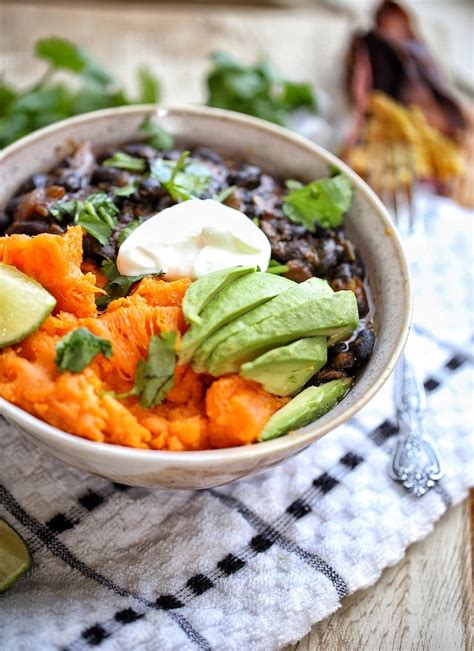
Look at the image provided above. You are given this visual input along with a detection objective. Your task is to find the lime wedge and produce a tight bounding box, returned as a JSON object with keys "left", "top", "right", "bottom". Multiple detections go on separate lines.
{"left": 0, "top": 519, "right": 32, "bottom": 593}
{"left": 0, "top": 262, "right": 56, "bottom": 348}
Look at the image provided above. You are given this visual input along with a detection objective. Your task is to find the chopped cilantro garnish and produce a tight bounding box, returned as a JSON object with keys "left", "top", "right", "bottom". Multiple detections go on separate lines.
{"left": 113, "top": 183, "right": 138, "bottom": 197}
{"left": 282, "top": 173, "right": 353, "bottom": 231}
{"left": 102, "top": 152, "right": 146, "bottom": 172}
{"left": 114, "top": 332, "right": 177, "bottom": 407}
{"left": 267, "top": 260, "right": 289, "bottom": 275}
{"left": 96, "top": 260, "right": 162, "bottom": 309}
{"left": 213, "top": 185, "right": 237, "bottom": 203}
{"left": 140, "top": 116, "right": 175, "bottom": 150}
{"left": 150, "top": 151, "right": 212, "bottom": 202}
{"left": 55, "top": 327, "right": 112, "bottom": 373}
{"left": 50, "top": 192, "right": 119, "bottom": 245}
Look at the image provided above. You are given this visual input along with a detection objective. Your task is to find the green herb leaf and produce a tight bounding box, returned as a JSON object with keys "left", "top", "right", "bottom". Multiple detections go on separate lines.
{"left": 139, "top": 116, "right": 174, "bottom": 150}
{"left": 102, "top": 152, "right": 146, "bottom": 172}
{"left": 136, "top": 67, "right": 160, "bottom": 104}
{"left": 96, "top": 260, "right": 162, "bottom": 309}
{"left": 213, "top": 185, "right": 237, "bottom": 203}
{"left": 206, "top": 51, "right": 317, "bottom": 127}
{"left": 117, "top": 219, "right": 142, "bottom": 246}
{"left": 49, "top": 192, "right": 119, "bottom": 245}
{"left": 49, "top": 199, "right": 78, "bottom": 222}
{"left": 150, "top": 151, "right": 212, "bottom": 202}
{"left": 0, "top": 39, "right": 163, "bottom": 148}
{"left": 55, "top": 327, "right": 112, "bottom": 373}
{"left": 113, "top": 183, "right": 138, "bottom": 197}
{"left": 35, "top": 37, "right": 112, "bottom": 86}
{"left": 75, "top": 193, "right": 119, "bottom": 245}
{"left": 282, "top": 173, "right": 353, "bottom": 231}
{"left": 266, "top": 263, "right": 289, "bottom": 275}
{"left": 116, "top": 332, "right": 177, "bottom": 407}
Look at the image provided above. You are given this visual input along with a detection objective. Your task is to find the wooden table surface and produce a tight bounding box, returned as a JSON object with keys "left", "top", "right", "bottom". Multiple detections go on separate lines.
{"left": 1, "top": 3, "right": 472, "bottom": 649}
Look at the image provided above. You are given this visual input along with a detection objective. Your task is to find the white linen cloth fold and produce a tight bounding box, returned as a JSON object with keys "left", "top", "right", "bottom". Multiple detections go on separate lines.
{"left": 1, "top": 195, "right": 473, "bottom": 651}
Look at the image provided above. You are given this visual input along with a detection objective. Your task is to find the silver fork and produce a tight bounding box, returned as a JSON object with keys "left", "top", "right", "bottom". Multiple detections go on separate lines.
{"left": 368, "top": 143, "right": 443, "bottom": 497}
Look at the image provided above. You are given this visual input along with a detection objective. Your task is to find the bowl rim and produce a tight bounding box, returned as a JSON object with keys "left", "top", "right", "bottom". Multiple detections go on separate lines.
{"left": 0, "top": 104, "right": 412, "bottom": 465}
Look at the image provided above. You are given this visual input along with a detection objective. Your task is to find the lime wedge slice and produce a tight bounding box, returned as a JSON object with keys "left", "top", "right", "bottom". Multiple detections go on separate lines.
{"left": 0, "top": 519, "right": 32, "bottom": 593}
{"left": 0, "top": 262, "right": 56, "bottom": 348}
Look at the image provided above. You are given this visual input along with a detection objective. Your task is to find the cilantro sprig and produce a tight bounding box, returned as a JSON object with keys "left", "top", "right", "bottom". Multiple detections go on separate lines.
{"left": 150, "top": 151, "right": 212, "bottom": 202}
{"left": 282, "top": 172, "right": 354, "bottom": 231}
{"left": 55, "top": 328, "right": 112, "bottom": 373}
{"left": 206, "top": 51, "right": 317, "bottom": 127}
{"left": 114, "top": 332, "right": 177, "bottom": 407}
{"left": 96, "top": 260, "right": 163, "bottom": 309}
{"left": 50, "top": 192, "right": 119, "bottom": 245}
{"left": 103, "top": 152, "right": 146, "bottom": 172}
{"left": 140, "top": 116, "right": 175, "bottom": 150}
{"left": 0, "top": 37, "right": 160, "bottom": 148}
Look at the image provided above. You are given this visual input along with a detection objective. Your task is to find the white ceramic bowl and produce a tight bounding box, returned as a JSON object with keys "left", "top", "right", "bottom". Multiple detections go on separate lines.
{"left": 0, "top": 105, "right": 411, "bottom": 489}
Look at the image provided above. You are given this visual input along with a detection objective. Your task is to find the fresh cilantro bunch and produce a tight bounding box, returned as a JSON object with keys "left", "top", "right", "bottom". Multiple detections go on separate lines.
{"left": 206, "top": 51, "right": 317, "bottom": 126}
{"left": 282, "top": 171, "right": 354, "bottom": 231}
{"left": 0, "top": 37, "right": 160, "bottom": 148}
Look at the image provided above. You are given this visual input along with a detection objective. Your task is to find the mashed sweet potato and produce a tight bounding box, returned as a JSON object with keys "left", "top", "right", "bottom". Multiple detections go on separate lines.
{"left": 0, "top": 227, "right": 286, "bottom": 450}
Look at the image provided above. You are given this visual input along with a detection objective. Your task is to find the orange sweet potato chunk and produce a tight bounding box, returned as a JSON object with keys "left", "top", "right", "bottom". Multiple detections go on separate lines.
{"left": 206, "top": 375, "right": 288, "bottom": 447}
{"left": 0, "top": 226, "right": 99, "bottom": 317}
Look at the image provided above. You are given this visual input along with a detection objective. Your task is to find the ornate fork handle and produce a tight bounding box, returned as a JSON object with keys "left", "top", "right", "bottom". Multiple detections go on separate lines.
{"left": 390, "top": 351, "right": 443, "bottom": 496}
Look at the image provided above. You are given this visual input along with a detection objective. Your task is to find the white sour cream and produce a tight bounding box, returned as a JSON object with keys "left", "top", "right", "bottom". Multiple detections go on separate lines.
{"left": 117, "top": 199, "right": 271, "bottom": 280}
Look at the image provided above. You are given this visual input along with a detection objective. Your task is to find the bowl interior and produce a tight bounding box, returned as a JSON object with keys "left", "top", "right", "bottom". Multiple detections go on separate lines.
{"left": 0, "top": 105, "right": 411, "bottom": 466}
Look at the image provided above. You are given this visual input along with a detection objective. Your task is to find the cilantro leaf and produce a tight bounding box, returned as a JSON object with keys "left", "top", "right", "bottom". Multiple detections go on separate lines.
{"left": 55, "top": 327, "right": 112, "bottom": 373}
{"left": 102, "top": 152, "right": 146, "bottom": 172}
{"left": 213, "top": 185, "right": 237, "bottom": 203}
{"left": 136, "top": 67, "right": 160, "bottom": 104}
{"left": 206, "top": 51, "right": 317, "bottom": 127}
{"left": 50, "top": 192, "right": 119, "bottom": 245}
{"left": 138, "top": 332, "right": 177, "bottom": 407}
{"left": 35, "top": 37, "right": 112, "bottom": 86}
{"left": 113, "top": 183, "right": 138, "bottom": 197}
{"left": 75, "top": 193, "right": 119, "bottom": 245}
{"left": 282, "top": 173, "right": 354, "bottom": 231}
{"left": 115, "top": 332, "right": 177, "bottom": 407}
{"left": 96, "top": 260, "right": 162, "bottom": 309}
{"left": 140, "top": 116, "right": 174, "bottom": 150}
{"left": 150, "top": 151, "right": 212, "bottom": 202}
{"left": 267, "top": 260, "right": 289, "bottom": 275}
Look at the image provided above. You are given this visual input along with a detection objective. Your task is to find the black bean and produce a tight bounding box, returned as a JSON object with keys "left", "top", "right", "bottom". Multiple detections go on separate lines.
{"left": 124, "top": 143, "right": 156, "bottom": 158}
{"left": 330, "top": 351, "right": 355, "bottom": 370}
{"left": 351, "top": 329, "right": 375, "bottom": 362}
{"left": 192, "top": 146, "right": 222, "bottom": 164}
{"left": 138, "top": 178, "right": 165, "bottom": 199}
{"left": 6, "top": 220, "right": 63, "bottom": 236}
{"left": 91, "top": 166, "right": 128, "bottom": 185}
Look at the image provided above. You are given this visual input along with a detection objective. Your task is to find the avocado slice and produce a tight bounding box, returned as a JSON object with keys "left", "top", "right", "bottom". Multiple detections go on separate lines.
{"left": 206, "top": 289, "right": 358, "bottom": 376}
{"left": 259, "top": 378, "right": 353, "bottom": 441}
{"left": 180, "top": 271, "right": 294, "bottom": 364}
{"left": 182, "top": 265, "right": 256, "bottom": 325}
{"left": 192, "top": 277, "right": 332, "bottom": 372}
{"left": 240, "top": 336, "right": 327, "bottom": 396}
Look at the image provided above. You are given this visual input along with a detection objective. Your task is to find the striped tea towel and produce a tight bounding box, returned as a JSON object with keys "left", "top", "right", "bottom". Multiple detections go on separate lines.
{"left": 0, "top": 195, "right": 473, "bottom": 651}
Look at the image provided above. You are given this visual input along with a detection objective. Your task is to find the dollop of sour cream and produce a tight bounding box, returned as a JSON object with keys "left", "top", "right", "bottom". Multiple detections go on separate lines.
{"left": 117, "top": 199, "right": 271, "bottom": 280}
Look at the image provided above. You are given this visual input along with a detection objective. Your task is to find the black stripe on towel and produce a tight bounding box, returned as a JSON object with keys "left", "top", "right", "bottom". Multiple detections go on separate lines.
{"left": 0, "top": 484, "right": 211, "bottom": 651}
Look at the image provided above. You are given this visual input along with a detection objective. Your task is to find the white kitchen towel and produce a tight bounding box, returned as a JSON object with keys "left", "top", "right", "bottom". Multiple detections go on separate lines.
{"left": 0, "top": 196, "right": 473, "bottom": 651}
